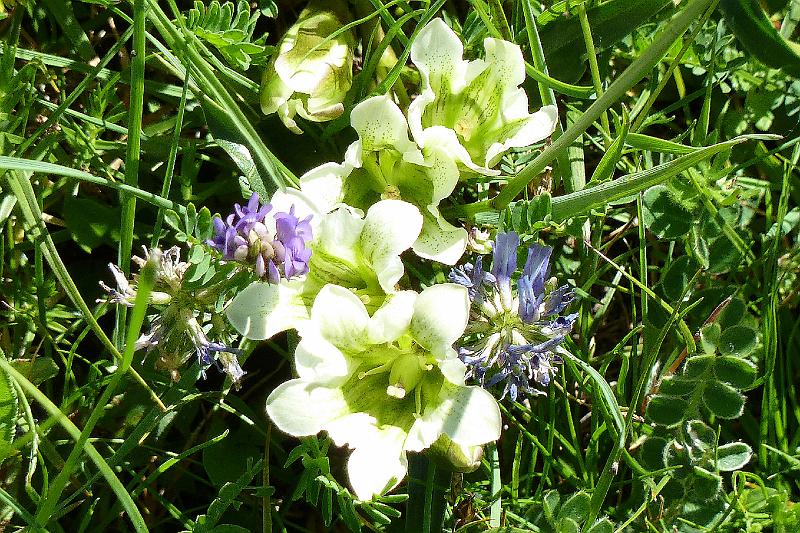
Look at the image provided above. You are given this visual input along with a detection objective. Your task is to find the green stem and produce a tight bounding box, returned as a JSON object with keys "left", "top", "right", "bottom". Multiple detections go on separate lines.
{"left": 116, "top": 0, "right": 147, "bottom": 346}
{"left": 151, "top": 57, "right": 191, "bottom": 248}
{"left": 493, "top": 0, "right": 715, "bottom": 210}
{"left": 489, "top": 443, "right": 501, "bottom": 527}
{"left": 4, "top": 169, "right": 166, "bottom": 411}
{"left": 0, "top": 156, "right": 181, "bottom": 212}
{"left": 0, "top": 352, "right": 148, "bottom": 533}
{"left": 522, "top": 1, "right": 579, "bottom": 193}
{"left": 576, "top": 2, "right": 610, "bottom": 146}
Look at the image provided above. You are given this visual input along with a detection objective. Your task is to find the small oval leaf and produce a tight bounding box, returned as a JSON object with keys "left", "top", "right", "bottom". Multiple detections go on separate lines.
{"left": 702, "top": 381, "right": 745, "bottom": 419}
{"left": 647, "top": 395, "right": 689, "bottom": 426}
{"left": 716, "top": 442, "right": 753, "bottom": 471}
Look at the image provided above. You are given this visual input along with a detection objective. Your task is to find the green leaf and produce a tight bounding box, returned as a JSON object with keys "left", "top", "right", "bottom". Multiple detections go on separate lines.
{"left": 556, "top": 491, "right": 590, "bottom": 523}
{"left": 186, "top": 250, "right": 212, "bottom": 284}
{"left": 0, "top": 366, "right": 18, "bottom": 449}
{"left": 640, "top": 436, "right": 669, "bottom": 470}
{"left": 684, "top": 355, "right": 715, "bottom": 379}
{"left": 164, "top": 209, "right": 182, "bottom": 231}
{"left": 196, "top": 206, "right": 214, "bottom": 241}
{"left": 707, "top": 234, "right": 742, "bottom": 274}
{"left": 642, "top": 185, "right": 693, "bottom": 239}
{"left": 10, "top": 357, "right": 59, "bottom": 386}
{"left": 716, "top": 442, "right": 753, "bottom": 471}
{"left": 321, "top": 486, "right": 333, "bottom": 527}
{"left": 62, "top": 197, "right": 121, "bottom": 252}
{"left": 719, "top": 325, "right": 758, "bottom": 358}
{"left": 548, "top": 135, "right": 773, "bottom": 222}
{"left": 662, "top": 256, "right": 699, "bottom": 301}
{"left": 702, "top": 381, "right": 745, "bottom": 419}
{"left": 202, "top": 423, "right": 260, "bottom": 488}
{"left": 700, "top": 323, "right": 722, "bottom": 354}
{"left": 658, "top": 376, "right": 697, "bottom": 397}
{"left": 588, "top": 112, "right": 628, "bottom": 186}
{"left": 185, "top": 202, "right": 198, "bottom": 236}
{"left": 691, "top": 466, "right": 723, "bottom": 499}
{"left": 555, "top": 516, "right": 581, "bottom": 533}
{"left": 336, "top": 490, "right": 361, "bottom": 532}
{"left": 714, "top": 356, "right": 757, "bottom": 388}
{"left": 720, "top": 0, "right": 800, "bottom": 77}
{"left": 202, "top": 97, "right": 273, "bottom": 200}
{"left": 586, "top": 519, "right": 614, "bottom": 533}
{"left": 717, "top": 298, "right": 746, "bottom": 330}
{"left": 685, "top": 420, "right": 715, "bottom": 452}
{"left": 625, "top": 133, "right": 697, "bottom": 154}
{"left": 543, "top": 490, "right": 560, "bottom": 521}
{"left": 646, "top": 395, "right": 689, "bottom": 426}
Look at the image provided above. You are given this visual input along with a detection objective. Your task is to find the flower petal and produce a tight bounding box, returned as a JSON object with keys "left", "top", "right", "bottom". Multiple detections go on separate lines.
{"left": 360, "top": 200, "right": 423, "bottom": 292}
{"left": 311, "top": 284, "right": 370, "bottom": 352}
{"left": 410, "top": 283, "right": 470, "bottom": 353}
{"left": 410, "top": 18, "right": 466, "bottom": 100}
{"left": 412, "top": 207, "right": 468, "bottom": 266}
{"left": 266, "top": 379, "right": 348, "bottom": 437}
{"left": 410, "top": 383, "right": 500, "bottom": 451}
{"left": 350, "top": 95, "right": 417, "bottom": 155}
{"left": 299, "top": 161, "right": 349, "bottom": 213}
{"left": 346, "top": 425, "right": 408, "bottom": 500}
{"left": 485, "top": 103, "right": 558, "bottom": 167}
{"left": 295, "top": 331, "right": 353, "bottom": 385}
{"left": 368, "top": 290, "right": 417, "bottom": 344}
{"left": 225, "top": 280, "right": 309, "bottom": 340}
{"left": 324, "top": 412, "right": 380, "bottom": 448}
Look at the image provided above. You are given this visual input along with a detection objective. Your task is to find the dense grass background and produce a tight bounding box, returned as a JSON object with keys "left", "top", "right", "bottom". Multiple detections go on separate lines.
{"left": 1, "top": 0, "right": 799, "bottom": 531}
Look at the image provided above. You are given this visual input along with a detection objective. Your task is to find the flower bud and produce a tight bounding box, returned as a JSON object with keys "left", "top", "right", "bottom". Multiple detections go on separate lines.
{"left": 261, "top": 0, "right": 355, "bottom": 133}
{"left": 426, "top": 434, "right": 484, "bottom": 473}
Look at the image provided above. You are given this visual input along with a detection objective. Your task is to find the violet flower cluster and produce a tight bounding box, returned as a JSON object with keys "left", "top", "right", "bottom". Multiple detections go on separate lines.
{"left": 207, "top": 193, "right": 312, "bottom": 283}
{"left": 99, "top": 246, "right": 246, "bottom": 387}
{"left": 450, "top": 231, "right": 577, "bottom": 401}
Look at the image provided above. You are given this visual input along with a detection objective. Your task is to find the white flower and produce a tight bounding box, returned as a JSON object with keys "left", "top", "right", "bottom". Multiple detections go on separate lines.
{"left": 260, "top": 0, "right": 355, "bottom": 133}
{"left": 298, "top": 95, "right": 468, "bottom": 265}
{"left": 225, "top": 200, "right": 423, "bottom": 340}
{"left": 408, "top": 19, "right": 558, "bottom": 175}
{"left": 265, "top": 283, "right": 501, "bottom": 500}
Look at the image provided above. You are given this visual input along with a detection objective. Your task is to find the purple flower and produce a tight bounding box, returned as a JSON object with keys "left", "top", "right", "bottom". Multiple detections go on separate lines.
{"left": 448, "top": 255, "right": 495, "bottom": 302}
{"left": 207, "top": 193, "right": 313, "bottom": 282}
{"left": 449, "top": 232, "right": 577, "bottom": 400}
{"left": 491, "top": 231, "right": 519, "bottom": 295}
{"left": 196, "top": 341, "right": 246, "bottom": 387}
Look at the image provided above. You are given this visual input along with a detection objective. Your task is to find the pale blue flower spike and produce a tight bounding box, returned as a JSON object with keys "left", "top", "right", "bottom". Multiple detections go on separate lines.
{"left": 450, "top": 232, "right": 577, "bottom": 400}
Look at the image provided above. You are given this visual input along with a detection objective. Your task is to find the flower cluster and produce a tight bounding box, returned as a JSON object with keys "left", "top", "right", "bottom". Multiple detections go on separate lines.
{"left": 99, "top": 246, "right": 245, "bottom": 387}
{"left": 207, "top": 193, "right": 313, "bottom": 283}
{"left": 222, "top": 17, "right": 563, "bottom": 499}
{"left": 101, "top": 17, "right": 566, "bottom": 502}
{"left": 450, "top": 232, "right": 577, "bottom": 401}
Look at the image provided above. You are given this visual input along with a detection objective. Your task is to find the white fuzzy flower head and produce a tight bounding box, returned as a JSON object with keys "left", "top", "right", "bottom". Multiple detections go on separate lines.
{"left": 408, "top": 19, "right": 558, "bottom": 175}
{"left": 265, "top": 283, "right": 501, "bottom": 500}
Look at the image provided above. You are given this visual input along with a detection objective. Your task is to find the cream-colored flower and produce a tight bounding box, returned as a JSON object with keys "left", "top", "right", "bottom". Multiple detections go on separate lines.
{"left": 225, "top": 200, "right": 423, "bottom": 340}
{"left": 408, "top": 19, "right": 558, "bottom": 175}
{"left": 298, "top": 95, "right": 468, "bottom": 265}
{"left": 261, "top": 0, "right": 355, "bottom": 133}
{"left": 265, "top": 283, "right": 501, "bottom": 500}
